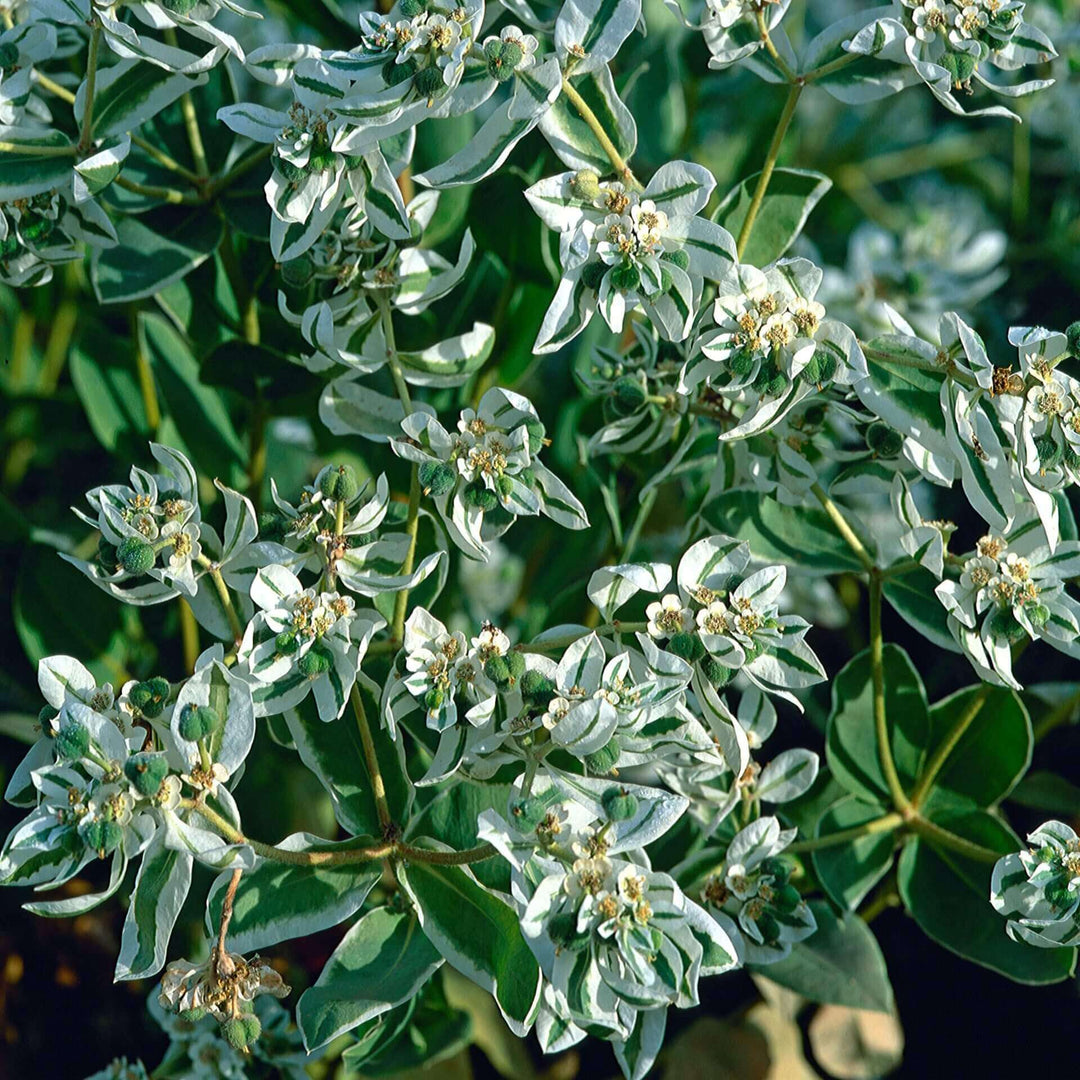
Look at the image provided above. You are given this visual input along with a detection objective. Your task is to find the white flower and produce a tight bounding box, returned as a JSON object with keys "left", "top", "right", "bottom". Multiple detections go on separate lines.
{"left": 911, "top": 0, "right": 958, "bottom": 43}
{"left": 646, "top": 593, "right": 693, "bottom": 638}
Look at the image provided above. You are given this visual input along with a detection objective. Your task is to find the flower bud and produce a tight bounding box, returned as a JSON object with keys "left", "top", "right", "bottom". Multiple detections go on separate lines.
{"left": 667, "top": 631, "right": 705, "bottom": 663}
{"left": 518, "top": 466, "right": 536, "bottom": 489}
{"left": 802, "top": 348, "right": 838, "bottom": 387}
{"left": 424, "top": 686, "right": 446, "bottom": 713}
{"left": 569, "top": 169, "right": 601, "bottom": 201}
{"left": 221, "top": 1013, "right": 261, "bottom": 1051}
{"left": 755, "top": 910, "right": 780, "bottom": 944}
{"left": 299, "top": 648, "right": 333, "bottom": 678}
{"left": 21, "top": 215, "right": 55, "bottom": 245}
{"left": 520, "top": 669, "right": 555, "bottom": 705}
{"left": 418, "top": 460, "right": 456, "bottom": 496}
{"left": 1027, "top": 603, "right": 1050, "bottom": 630}
{"left": 124, "top": 752, "right": 170, "bottom": 798}
{"left": 703, "top": 658, "right": 734, "bottom": 688}
{"left": 760, "top": 856, "right": 791, "bottom": 883}
{"left": 117, "top": 536, "right": 156, "bottom": 575}
{"left": 728, "top": 350, "right": 755, "bottom": 377}
{"left": 179, "top": 1007, "right": 207, "bottom": 1023}
{"left": 611, "top": 375, "right": 646, "bottom": 416}
{"left": 319, "top": 464, "right": 359, "bottom": 503}
{"left": 865, "top": 421, "right": 903, "bottom": 458}
{"left": 413, "top": 65, "right": 446, "bottom": 100}
{"left": 501, "top": 41, "right": 524, "bottom": 71}
{"left": 1034, "top": 435, "right": 1063, "bottom": 471}
{"left": 602, "top": 785, "right": 638, "bottom": 821}
{"left": 484, "top": 655, "right": 511, "bottom": 687}
{"left": 306, "top": 144, "right": 336, "bottom": 174}
{"left": 988, "top": 607, "right": 1026, "bottom": 644}
{"left": 1066, "top": 321, "right": 1080, "bottom": 359}
{"left": 385, "top": 55, "right": 419, "bottom": 86}
{"left": 280, "top": 255, "right": 314, "bottom": 288}
{"left": 463, "top": 481, "right": 498, "bottom": 512}
{"left": 495, "top": 475, "right": 515, "bottom": 500}
{"left": 584, "top": 736, "right": 620, "bottom": 775}
{"left": 178, "top": 704, "right": 221, "bottom": 741}
{"left": 55, "top": 721, "right": 90, "bottom": 760}
{"left": 38, "top": 705, "right": 57, "bottom": 726}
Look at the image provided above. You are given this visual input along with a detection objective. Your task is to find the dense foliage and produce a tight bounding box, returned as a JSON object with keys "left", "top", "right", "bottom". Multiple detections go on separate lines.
{"left": 1, "top": 0, "right": 1079, "bottom": 1077}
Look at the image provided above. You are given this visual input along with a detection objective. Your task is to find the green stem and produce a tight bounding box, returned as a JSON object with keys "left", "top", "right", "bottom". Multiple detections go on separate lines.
{"left": 1033, "top": 687, "right": 1080, "bottom": 742}
{"left": 810, "top": 482, "right": 875, "bottom": 573}
{"left": 736, "top": 82, "right": 803, "bottom": 260}
{"left": 351, "top": 684, "right": 392, "bottom": 833}
{"left": 756, "top": 8, "right": 797, "bottom": 82}
{"left": 909, "top": 684, "right": 990, "bottom": 807}
{"left": 859, "top": 341, "right": 979, "bottom": 390}
{"left": 33, "top": 71, "right": 76, "bottom": 104}
{"left": 621, "top": 488, "right": 657, "bottom": 563}
{"left": 560, "top": 76, "right": 642, "bottom": 191}
{"left": 870, "top": 574, "right": 911, "bottom": 813}
{"left": 196, "top": 555, "right": 243, "bottom": 643}
{"left": 132, "top": 311, "right": 161, "bottom": 435}
{"left": 789, "top": 812, "right": 904, "bottom": 854}
{"left": 801, "top": 48, "right": 863, "bottom": 84}
{"left": 165, "top": 27, "right": 210, "bottom": 179}
{"left": 130, "top": 134, "right": 204, "bottom": 184}
{"left": 206, "top": 145, "right": 274, "bottom": 199}
{"left": 908, "top": 814, "right": 1002, "bottom": 864}
{"left": 113, "top": 175, "right": 202, "bottom": 205}
{"left": 0, "top": 140, "right": 76, "bottom": 156}
{"left": 179, "top": 598, "right": 199, "bottom": 674}
{"left": 77, "top": 23, "right": 103, "bottom": 154}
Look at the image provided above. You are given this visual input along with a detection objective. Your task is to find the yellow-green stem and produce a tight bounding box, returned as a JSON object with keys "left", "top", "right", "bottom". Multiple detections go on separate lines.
{"left": 77, "top": 23, "right": 103, "bottom": 154}
{"left": 0, "top": 140, "right": 76, "bottom": 156}
{"left": 179, "top": 599, "right": 199, "bottom": 674}
{"left": 736, "top": 82, "right": 803, "bottom": 260}
{"left": 32, "top": 71, "right": 76, "bottom": 104}
{"left": 908, "top": 814, "right": 1001, "bottom": 864}
{"left": 810, "top": 482, "right": 875, "bottom": 573}
{"left": 351, "top": 685, "right": 392, "bottom": 833}
{"left": 197, "top": 555, "right": 243, "bottom": 643}
{"left": 113, "top": 175, "right": 202, "bottom": 205}
{"left": 756, "top": 8, "right": 796, "bottom": 82}
{"left": 133, "top": 312, "right": 161, "bottom": 434}
{"left": 560, "top": 76, "right": 643, "bottom": 191}
{"left": 909, "top": 684, "right": 990, "bottom": 807}
{"left": 130, "top": 134, "right": 203, "bottom": 184}
{"left": 789, "top": 811, "right": 904, "bottom": 854}
{"left": 870, "top": 574, "right": 911, "bottom": 813}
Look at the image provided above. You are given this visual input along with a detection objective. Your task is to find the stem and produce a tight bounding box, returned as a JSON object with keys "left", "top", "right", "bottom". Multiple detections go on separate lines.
{"left": 810, "top": 482, "right": 875, "bottom": 573}
{"left": 39, "top": 290, "right": 78, "bottom": 393}
{"left": 165, "top": 28, "right": 210, "bottom": 179}
{"left": 33, "top": 71, "right": 76, "bottom": 104}
{"left": 215, "top": 868, "right": 242, "bottom": 956}
{"left": 1033, "top": 686, "right": 1080, "bottom": 742}
{"left": 196, "top": 555, "right": 244, "bottom": 643}
{"left": 378, "top": 294, "right": 412, "bottom": 414}
{"left": 908, "top": 814, "right": 1002, "bottom": 864}
{"left": 351, "top": 685, "right": 391, "bottom": 833}
{"left": 0, "top": 140, "right": 76, "bottom": 156}
{"left": 396, "top": 843, "right": 497, "bottom": 865}
{"left": 756, "top": 9, "right": 797, "bottom": 82}
{"left": 78, "top": 23, "right": 103, "bottom": 154}
{"left": 179, "top": 598, "right": 200, "bottom": 674}
{"left": 789, "top": 812, "right": 903, "bottom": 854}
{"left": 133, "top": 312, "right": 161, "bottom": 434}
{"left": 206, "top": 145, "right": 273, "bottom": 199}
{"left": 621, "top": 488, "right": 657, "bottom": 563}
{"left": 560, "top": 76, "right": 642, "bottom": 191}
{"left": 130, "top": 134, "right": 204, "bottom": 184}
{"left": 113, "top": 175, "right": 202, "bottom": 205}
{"left": 909, "top": 684, "right": 990, "bottom": 807}
{"left": 860, "top": 341, "right": 979, "bottom": 390}
{"left": 870, "top": 574, "right": 911, "bottom": 813}
{"left": 736, "top": 82, "right": 803, "bottom": 260}
{"left": 801, "top": 48, "right": 863, "bottom": 84}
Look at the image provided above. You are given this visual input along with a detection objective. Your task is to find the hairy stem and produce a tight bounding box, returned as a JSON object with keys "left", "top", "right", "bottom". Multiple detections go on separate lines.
{"left": 736, "top": 82, "right": 803, "bottom": 260}
{"left": 561, "top": 76, "right": 643, "bottom": 191}
{"left": 909, "top": 684, "right": 990, "bottom": 807}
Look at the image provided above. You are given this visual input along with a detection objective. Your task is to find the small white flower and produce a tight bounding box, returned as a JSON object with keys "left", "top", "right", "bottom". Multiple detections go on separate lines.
{"left": 646, "top": 594, "right": 694, "bottom": 638}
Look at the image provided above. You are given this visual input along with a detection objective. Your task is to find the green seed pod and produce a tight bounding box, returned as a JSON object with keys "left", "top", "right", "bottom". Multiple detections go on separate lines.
{"left": 802, "top": 403, "right": 826, "bottom": 428}
{"left": 602, "top": 785, "right": 639, "bottom": 821}
{"left": 581, "top": 261, "right": 607, "bottom": 291}
{"left": 500, "top": 41, "right": 524, "bottom": 71}
{"left": 610, "top": 263, "right": 640, "bottom": 293}
{"left": 939, "top": 49, "right": 977, "bottom": 88}
{"left": 667, "top": 631, "right": 705, "bottom": 663}
{"left": 518, "top": 466, "right": 536, "bottom": 489}
{"left": 38, "top": 705, "right": 57, "bottom": 726}
{"left": 128, "top": 682, "right": 154, "bottom": 709}
{"left": 117, "top": 536, "right": 156, "bottom": 575}
{"left": 484, "top": 655, "right": 511, "bottom": 687}
{"left": 506, "top": 651, "right": 526, "bottom": 681}
{"left": 611, "top": 375, "right": 646, "bottom": 416}
{"left": 865, "top": 421, "right": 903, "bottom": 458}
{"left": 413, "top": 65, "right": 446, "bottom": 100}
{"left": 280, "top": 255, "right": 314, "bottom": 288}
{"left": 988, "top": 607, "right": 1026, "bottom": 644}
{"left": 84, "top": 819, "right": 125, "bottom": 858}
{"left": 664, "top": 249, "right": 690, "bottom": 272}
{"left": 495, "top": 475, "right": 515, "bottom": 499}
{"left": 484, "top": 39, "right": 504, "bottom": 61}
{"left": 221, "top": 1016, "right": 253, "bottom": 1051}
{"left": 306, "top": 144, "right": 337, "bottom": 174}
{"left": 275, "top": 158, "right": 306, "bottom": 184}
{"left": 55, "top": 721, "right": 90, "bottom": 760}
{"left": 509, "top": 795, "right": 546, "bottom": 829}
{"left": 179, "top": 1007, "right": 207, "bottom": 1023}
{"left": 760, "top": 856, "right": 791, "bottom": 884}
{"left": 299, "top": 648, "right": 333, "bottom": 678}
{"left": 584, "top": 736, "right": 620, "bottom": 775}
{"left": 142, "top": 676, "right": 171, "bottom": 719}
{"left": 728, "top": 349, "right": 756, "bottom": 377}
{"left": 418, "top": 460, "right": 457, "bottom": 496}
{"left": 772, "top": 883, "right": 802, "bottom": 914}
{"left": 276, "top": 631, "right": 300, "bottom": 656}
{"left": 319, "top": 464, "right": 359, "bottom": 503}
{"left": 487, "top": 46, "right": 516, "bottom": 83}
{"left": 1035, "top": 434, "right": 1063, "bottom": 471}
{"left": 424, "top": 686, "right": 446, "bottom": 712}
{"left": 178, "top": 704, "right": 221, "bottom": 741}
{"left": 520, "top": 669, "right": 555, "bottom": 705}
{"left": 547, "top": 911, "right": 587, "bottom": 950}
{"left": 95, "top": 538, "right": 118, "bottom": 572}
{"left": 1027, "top": 603, "right": 1051, "bottom": 630}
{"left": 0, "top": 42, "right": 20, "bottom": 69}
{"left": 525, "top": 420, "right": 546, "bottom": 455}
{"left": 1065, "top": 443, "right": 1080, "bottom": 471}
{"left": 802, "top": 348, "right": 838, "bottom": 387}
{"left": 463, "top": 481, "right": 498, "bottom": 512}
{"left": 703, "top": 658, "right": 734, "bottom": 688}
{"left": 59, "top": 826, "right": 85, "bottom": 857}
{"left": 399, "top": 0, "right": 427, "bottom": 16}
{"left": 124, "top": 753, "right": 170, "bottom": 798}
{"left": 242, "top": 1014, "right": 262, "bottom": 1045}
{"left": 569, "top": 169, "right": 601, "bottom": 201}
{"left": 1066, "top": 321, "right": 1080, "bottom": 359}
{"left": 385, "top": 55, "right": 419, "bottom": 86}
{"left": 756, "top": 910, "right": 780, "bottom": 944}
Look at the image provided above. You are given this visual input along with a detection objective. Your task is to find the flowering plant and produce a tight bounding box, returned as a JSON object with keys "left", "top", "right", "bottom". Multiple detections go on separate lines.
{"left": 1, "top": 0, "right": 1078, "bottom": 1076}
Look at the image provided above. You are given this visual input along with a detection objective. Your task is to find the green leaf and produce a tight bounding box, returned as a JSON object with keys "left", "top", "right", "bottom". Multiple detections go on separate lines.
{"left": 284, "top": 694, "right": 413, "bottom": 838}
{"left": 812, "top": 795, "right": 896, "bottom": 911}
{"left": 397, "top": 857, "right": 541, "bottom": 1035}
{"left": 204, "top": 833, "right": 382, "bottom": 954}
{"left": 827, "top": 644, "right": 929, "bottom": 804}
{"left": 713, "top": 167, "right": 832, "bottom": 267}
{"left": 884, "top": 569, "right": 962, "bottom": 653}
{"left": 0, "top": 131, "right": 74, "bottom": 200}
{"left": 85, "top": 59, "right": 208, "bottom": 141}
{"left": 199, "top": 341, "right": 312, "bottom": 401}
{"left": 1009, "top": 770, "right": 1080, "bottom": 816}
{"left": 297, "top": 907, "right": 442, "bottom": 1052}
{"left": 897, "top": 805, "right": 1077, "bottom": 985}
{"left": 922, "top": 686, "right": 1031, "bottom": 807}
{"left": 755, "top": 899, "right": 894, "bottom": 1013}
{"left": 702, "top": 490, "right": 870, "bottom": 574}
{"left": 539, "top": 65, "right": 636, "bottom": 173}
{"left": 91, "top": 213, "right": 223, "bottom": 305}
